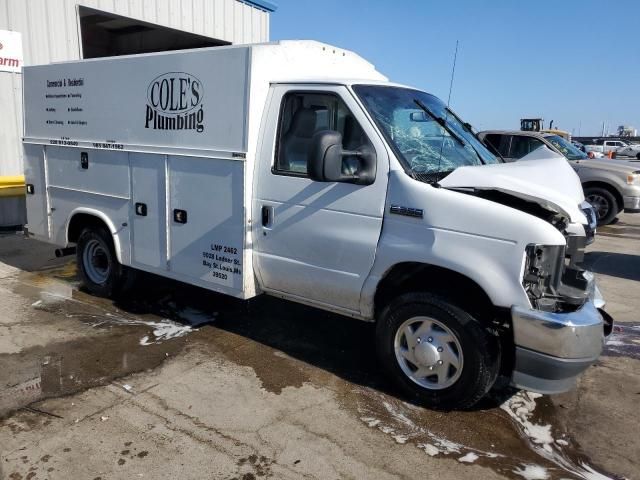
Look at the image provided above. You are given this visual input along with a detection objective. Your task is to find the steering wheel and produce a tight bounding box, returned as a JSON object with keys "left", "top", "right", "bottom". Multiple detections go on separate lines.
{"left": 441, "top": 137, "right": 456, "bottom": 149}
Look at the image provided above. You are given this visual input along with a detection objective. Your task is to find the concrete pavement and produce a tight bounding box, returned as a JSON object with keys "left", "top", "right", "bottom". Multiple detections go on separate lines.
{"left": 0, "top": 213, "right": 638, "bottom": 480}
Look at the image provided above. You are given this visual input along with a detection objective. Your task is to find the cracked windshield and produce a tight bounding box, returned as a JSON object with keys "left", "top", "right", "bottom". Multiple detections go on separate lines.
{"left": 353, "top": 85, "right": 501, "bottom": 182}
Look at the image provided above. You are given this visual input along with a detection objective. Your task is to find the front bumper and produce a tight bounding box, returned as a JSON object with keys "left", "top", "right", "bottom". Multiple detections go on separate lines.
{"left": 510, "top": 283, "right": 613, "bottom": 394}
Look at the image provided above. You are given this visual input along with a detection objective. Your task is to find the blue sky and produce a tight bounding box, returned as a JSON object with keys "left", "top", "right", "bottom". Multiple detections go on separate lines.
{"left": 271, "top": 0, "right": 640, "bottom": 136}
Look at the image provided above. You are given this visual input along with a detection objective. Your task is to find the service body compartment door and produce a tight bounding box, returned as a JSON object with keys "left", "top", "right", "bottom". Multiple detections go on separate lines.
{"left": 253, "top": 85, "right": 389, "bottom": 312}
{"left": 130, "top": 153, "right": 167, "bottom": 270}
{"left": 168, "top": 156, "right": 245, "bottom": 294}
{"left": 23, "top": 144, "right": 49, "bottom": 239}
{"left": 45, "top": 147, "right": 131, "bottom": 254}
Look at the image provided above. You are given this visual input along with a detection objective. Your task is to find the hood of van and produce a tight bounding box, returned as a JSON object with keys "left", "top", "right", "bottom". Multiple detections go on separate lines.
{"left": 439, "top": 147, "right": 587, "bottom": 224}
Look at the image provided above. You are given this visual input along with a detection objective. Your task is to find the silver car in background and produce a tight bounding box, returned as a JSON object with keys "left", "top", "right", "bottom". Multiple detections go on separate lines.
{"left": 479, "top": 130, "right": 640, "bottom": 225}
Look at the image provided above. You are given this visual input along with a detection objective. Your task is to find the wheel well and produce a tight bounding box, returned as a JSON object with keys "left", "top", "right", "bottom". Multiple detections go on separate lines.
{"left": 67, "top": 213, "right": 110, "bottom": 244}
{"left": 374, "top": 262, "right": 515, "bottom": 377}
{"left": 582, "top": 181, "right": 623, "bottom": 212}
{"left": 374, "top": 262, "right": 496, "bottom": 322}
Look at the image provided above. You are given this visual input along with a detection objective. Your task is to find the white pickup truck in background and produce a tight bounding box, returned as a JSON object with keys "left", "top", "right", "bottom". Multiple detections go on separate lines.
{"left": 22, "top": 41, "right": 612, "bottom": 409}
{"left": 616, "top": 142, "right": 640, "bottom": 159}
{"left": 584, "top": 139, "right": 629, "bottom": 156}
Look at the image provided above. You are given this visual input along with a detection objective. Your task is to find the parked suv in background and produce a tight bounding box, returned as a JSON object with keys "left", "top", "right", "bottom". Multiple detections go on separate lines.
{"left": 479, "top": 130, "right": 640, "bottom": 225}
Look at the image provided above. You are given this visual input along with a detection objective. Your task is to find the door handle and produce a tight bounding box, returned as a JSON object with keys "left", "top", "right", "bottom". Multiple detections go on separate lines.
{"left": 135, "top": 203, "right": 147, "bottom": 216}
{"left": 173, "top": 209, "right": 187, "bottom": 224}
{"left": 261, "top": 205, "right": 272, "bottom": 227}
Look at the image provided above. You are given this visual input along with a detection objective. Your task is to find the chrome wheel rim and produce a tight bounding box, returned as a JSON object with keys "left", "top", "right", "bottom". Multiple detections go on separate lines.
{"left": 586, "top": 194, "right": 610, "bottom": 220}
{"left": 82, "top": 239, "right": 110, "bottom": 285}
{"left": 394, "top": 316, "right": 463, "bottom": 390}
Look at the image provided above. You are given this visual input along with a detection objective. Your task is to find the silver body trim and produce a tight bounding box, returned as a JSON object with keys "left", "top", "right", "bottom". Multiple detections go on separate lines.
{"left": 623, "top": 195, "right": 640, "bottom": 211}
{"left": 511, "top": 275, "right": 606, "bottom": 359}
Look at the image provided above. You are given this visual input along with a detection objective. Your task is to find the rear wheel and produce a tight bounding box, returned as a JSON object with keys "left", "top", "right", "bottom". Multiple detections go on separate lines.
{"left": 376, "top": 292, "right": 500, "bottom": 410}
{"left": 636, "top": 152, "right": 640, "bottom": 160}
{"left": 76, "top": 226, "right": 135, "bottom": 297}
{"left": 584, "top": 186, "right": 618, "bottom": 226}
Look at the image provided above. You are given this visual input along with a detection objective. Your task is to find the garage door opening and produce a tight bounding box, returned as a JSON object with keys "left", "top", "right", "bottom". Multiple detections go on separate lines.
{"left": 78, "top": 6, "right": 229, "bottom": 59}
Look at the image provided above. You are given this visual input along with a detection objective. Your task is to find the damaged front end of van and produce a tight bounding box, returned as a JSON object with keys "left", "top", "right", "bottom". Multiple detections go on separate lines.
{"left": 355, "top": 84, "right": 613, "bottom": 396}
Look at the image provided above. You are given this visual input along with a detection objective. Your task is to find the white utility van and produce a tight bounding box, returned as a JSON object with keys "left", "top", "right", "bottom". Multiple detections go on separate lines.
{"left": 22, "top": 41, "right": 612, "bottom": 409}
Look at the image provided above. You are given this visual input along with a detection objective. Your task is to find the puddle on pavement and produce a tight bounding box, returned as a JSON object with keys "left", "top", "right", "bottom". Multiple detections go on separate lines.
{"left": 604, "top": 323, "right": 640, "bottom": 360}
{"left": 0, "top": 330, "right": 186, "bottom": 419}
{"left": 0, "top": 266, "right": 217, "bottom": 418}
{"left": 0, "top": 260, "right": 630, "bottom": 479}
{"left": 347, "top": 387, "right": 621, "bottom": 480}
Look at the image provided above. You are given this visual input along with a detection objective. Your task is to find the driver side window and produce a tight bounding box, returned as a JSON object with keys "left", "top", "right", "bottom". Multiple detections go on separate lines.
{"left": 509, "top": 135, "right": 544, "bottom": 159}
{"left": 273, "top": 92, "right": 371, "bottom": 177}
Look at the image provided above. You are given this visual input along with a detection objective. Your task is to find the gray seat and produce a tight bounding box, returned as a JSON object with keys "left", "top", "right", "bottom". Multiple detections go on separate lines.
{"left": 280, "top": 108, "right": 317, "bottom": 173}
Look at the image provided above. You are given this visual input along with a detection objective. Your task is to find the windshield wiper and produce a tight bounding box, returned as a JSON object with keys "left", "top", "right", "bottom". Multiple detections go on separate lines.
{"left": 443, "top": 106, "right": 505, "bottom": 163}
{"left": 414, "top": 99, "right": 466, "bottom": 147}
{"left": 445, "top": 107, "right": 474, "bottom": 133}
{"left": 415, "top": 99, "right": 489, "bottom": 165}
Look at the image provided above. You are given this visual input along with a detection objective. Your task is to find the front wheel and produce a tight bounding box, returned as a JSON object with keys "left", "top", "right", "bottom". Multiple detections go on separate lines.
{"left": 636, "top": 152, "right": 640, "bottom": 160}
{"left": 76, "top": 226, "right": 135, "bottom": 297}
{"left": 584, "top": 187, "right": 618, "bottom": 226}
{"left": 376, "top": 293, "right": 500, "bottom": 410}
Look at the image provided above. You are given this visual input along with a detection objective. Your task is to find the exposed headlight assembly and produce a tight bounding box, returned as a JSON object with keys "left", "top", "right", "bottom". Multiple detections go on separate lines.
{"left": 522, "top": 244, "right": 565, "bottom": 311}
{"left": 627, "top": 171, "right": 640, "bottom": 185}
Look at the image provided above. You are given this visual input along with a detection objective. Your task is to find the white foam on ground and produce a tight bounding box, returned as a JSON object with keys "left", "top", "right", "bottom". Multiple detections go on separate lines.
{"left": 360, "top": 416, "right": 380, "bottom": 428}
{"left": 358, "top": 392, "right": 499, "bottom": 461}
{"left": 139, "top": 320, "right": 193, "bottom": 345}
{"left": 513, "top": 464, "right": 549, "bottom": 480}
{"left": 458, "top": 452, "right": 479, "bottom": 463}
{"left": 360, "top": 389, "right": 615, "bottom": 479}
{"left": 85, "top": 312, "right": 193, "bottom": 345}
{"left": 502, "top": 391, "right": 615, "bottom": 480}
{"left": 578, "top": 462, "right": 615, "bottom": 480}
{"left": 33, "top": 287, "right": 74, "bottom": 305}
{"left": 501, "top": 391, "right": 553, "bottom": 452}
{"left": 417, "top": 443, "right": 440, "bottom": 456}
{"left": 392, "top": 434, "right": 409, "bottom": 444}
{"left": 26, "top": 284, "right": 199, "bottom": 345}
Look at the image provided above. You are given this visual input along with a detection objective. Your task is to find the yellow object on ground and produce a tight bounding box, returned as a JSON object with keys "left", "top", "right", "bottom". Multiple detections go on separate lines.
{"left": 0, "top": 175, "right": 26, "bottom": 198}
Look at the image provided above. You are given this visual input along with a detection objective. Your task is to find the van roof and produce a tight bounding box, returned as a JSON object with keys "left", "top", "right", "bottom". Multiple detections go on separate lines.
{"left": 43, "top": 40, "right": 389, "bottom": 84}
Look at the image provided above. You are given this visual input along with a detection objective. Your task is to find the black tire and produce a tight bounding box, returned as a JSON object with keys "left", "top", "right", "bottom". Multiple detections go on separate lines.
{"left": 76, "top": 226, "right": 136, "bottom": 297}
{"left": 636, "top": 152, "right": 640, "bottom": 160}
{"left": 376, "top": 292, "right": 500, "bottom": 410}
{"left": 584, "top": 186, "right": 618, "bottom": 226}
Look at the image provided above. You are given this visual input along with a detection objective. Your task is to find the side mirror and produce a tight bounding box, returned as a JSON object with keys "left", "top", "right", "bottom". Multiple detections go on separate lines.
{"left": 307, "top": 130, "right": 376, "bottom": 185}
